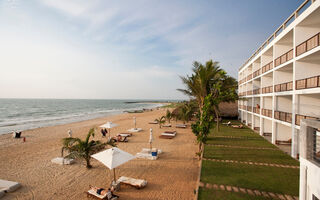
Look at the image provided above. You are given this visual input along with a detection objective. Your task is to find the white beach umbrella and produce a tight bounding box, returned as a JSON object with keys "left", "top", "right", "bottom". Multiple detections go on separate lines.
{"left": 100, "top": 122, "right": 118, "bottom": 138}
{"left": 91, "top": 147, "right": 135, "bottom": 182}
{"left": 149, "top": 128, "right": 153, "bottom": 150}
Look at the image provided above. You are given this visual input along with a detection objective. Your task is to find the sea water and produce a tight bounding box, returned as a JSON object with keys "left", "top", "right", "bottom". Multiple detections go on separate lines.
{"left": 0, "top": 99, "right": 165, "bottom": 135}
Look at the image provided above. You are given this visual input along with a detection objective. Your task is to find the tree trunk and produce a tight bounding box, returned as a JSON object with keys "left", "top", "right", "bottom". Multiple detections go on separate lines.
{"left": 215, "top": 109, "right": 220, "bottom": 131}
{"left": 85, "top": 157, "right": 92, "bottom": 169}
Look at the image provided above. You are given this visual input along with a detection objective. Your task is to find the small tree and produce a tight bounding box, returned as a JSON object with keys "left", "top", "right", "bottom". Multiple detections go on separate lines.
{"left": 165, "top": 110, "right": 172, "bottom": 124}
{"left": 62, "top": 128, "right": 115, "bottom": 169}
{"left": 191, "top": 94, "right": 214, "bottom": 159}
{"left": 155, "top": 116, "right": 166, "bottom": 128}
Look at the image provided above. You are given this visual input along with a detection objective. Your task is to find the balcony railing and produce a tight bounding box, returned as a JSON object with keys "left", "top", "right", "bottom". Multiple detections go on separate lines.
{"left": 296, "top": 75, "right": 320, "bottom": 90}
{"left": 247, "top": 90, "right": 253, "bottom": 95}
{"left": 274, "top": 111, "right": 292, "bottom": 123}
{"left": 274, "top": 49, "right": 293, "bottom": 67}
{"left": 261, "top": 61, "right": 273, "bottom": 74}
{"left": 252, "top": 88, "right": 260, "bottom": 95}
{"left": 246, "top": 74, "right": 253, "bottom": 81}
{"left": 247, "top": 106, "right": 252, "bottom": 112}
{"left": 296, "top": 32, "right": 320, "bottom": 56}
{"left": 261, "top": 109, "right": 272, "bottom": 118}
{"left": 295, "top": 114, "right": 320, "bottom": 126}
{"left": 239, "top": 92, "right": 246, "bottom": 96}
{"left": 253, "top": 69, "right": 261, "bottom": 78}
{"left": 253, "top": 107, "right": 260, "bottom": 114}
{"left": 274, "top": 81, "right": 293, "bottom": 92}
{"left": 261, "top": 86, "right": 273, "bottom": 94}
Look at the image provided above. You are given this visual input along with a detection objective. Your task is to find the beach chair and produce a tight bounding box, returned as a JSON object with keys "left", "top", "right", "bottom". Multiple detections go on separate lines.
{"left": 86, "top": 188, "right": 118, "bottom": 200}
{"left": 176, "top": 124, "right": 187, "bottom": 128}
{"left": 162, "top": 124, "right": 172, "bottom": 127}
{"left": 159, "top": 131, "right": 177, "bottom": 139}
{"left": 51, "top": 157, "right": 75, "bottom": 165}
{"left": 231, "top": 124, "right": 244, "bottom": 129}
{"left": 111, "top": 136, "right": 128, "bottom": 143}
{"left": 117, "top": 176, "right": 147, "bottom": 189}
{"left": 148, "top": 121, "right": 158, "bottom": 124}
{"left": 118, "top": 133, "right": 132, "bottom": 137}
{"left": 127, "top": 128, "right": 142, "bottom": 133}
{"left": 0, "top": 179, "right": 21, "bottom": 193}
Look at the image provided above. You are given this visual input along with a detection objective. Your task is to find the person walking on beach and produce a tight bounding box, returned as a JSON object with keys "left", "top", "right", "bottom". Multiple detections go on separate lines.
{"left": 67, "top": 129, "right": 72, "bottom": 138}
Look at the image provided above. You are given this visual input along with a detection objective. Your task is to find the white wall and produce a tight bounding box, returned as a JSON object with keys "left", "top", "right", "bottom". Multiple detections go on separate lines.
{"left": 277, "top": 96, "right": 293, "bottom": 113}
{"left": 300, "top": 158, "right": 320, "bottom": 200}
{"left": 261, "top": 75, "right": 273, "bottom": 87}
{"left": 274, "top": 67, "right": 293, "bottom": 85}
{"left": 276, "top": 123, "right": 291, "bottom": 140}
{"left": 263, "top": 97, "right": 273, "bottom": 110}
{"left": 297, "top": 94, "right": 320, "bottom": 117}
{"left": 263, "top": 118, "right": 272, "bottom": 133}
{"left": 261, "top": 51, "right": 273, "bottom": 67}
{"left": 295, "top": 61, "right": 320, "bottom": 80}
{"left": 254, "top": 116, "right": 260, "bottom": 127}
{"left": 253, "top": 79, "right": 261, "bottom": 89}
{"left": 295, "top": 26, "right": 320, "bottom": 45}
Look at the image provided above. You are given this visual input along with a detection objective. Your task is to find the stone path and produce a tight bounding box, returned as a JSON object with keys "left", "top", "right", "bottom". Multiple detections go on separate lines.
{"left": 199, "top": 182, "right": 299, "bottom": 200}
{"left": 206, "top": 144, "right": 277, "bottom": 150}
{"left": 212, "top": 136, "right": 262, "bottom": 140}
{"left": 203, "top": 158, "right": 299, "bottom": 169}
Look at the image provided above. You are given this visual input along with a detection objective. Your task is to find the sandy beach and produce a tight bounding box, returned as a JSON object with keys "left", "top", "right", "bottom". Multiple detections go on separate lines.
{"left": 0, "top": 109, "right": 199, "bottom": 200}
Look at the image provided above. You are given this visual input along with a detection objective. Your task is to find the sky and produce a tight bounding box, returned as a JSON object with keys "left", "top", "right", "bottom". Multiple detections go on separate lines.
{"left": 0, "top": 0, "right": 304, "bottom": 100}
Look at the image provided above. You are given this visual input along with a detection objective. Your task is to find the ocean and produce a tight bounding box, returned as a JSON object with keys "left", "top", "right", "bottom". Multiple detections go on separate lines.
{"left": 0, "top": 99, "right": 165, "bottom": 135}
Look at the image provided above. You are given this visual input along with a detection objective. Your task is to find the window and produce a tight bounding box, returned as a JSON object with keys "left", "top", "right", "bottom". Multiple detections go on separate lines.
{"left": 313, "top": 129, "right": 320, "bottom": 164}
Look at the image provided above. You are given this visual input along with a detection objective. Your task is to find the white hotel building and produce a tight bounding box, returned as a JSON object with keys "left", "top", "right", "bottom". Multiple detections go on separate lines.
{"left": 238, "top": 0, "right": 320, "bottom": 159}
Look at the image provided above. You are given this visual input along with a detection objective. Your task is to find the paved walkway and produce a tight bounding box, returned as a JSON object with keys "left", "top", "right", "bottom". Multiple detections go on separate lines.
{"left": 206, "top": 144, "right": 277, "bottom": 150}
{"left": 203, "top": 158, "right": 299, "bottom": 169}
{"left": 199, "top": 182, "right": 299, "bottom": 200}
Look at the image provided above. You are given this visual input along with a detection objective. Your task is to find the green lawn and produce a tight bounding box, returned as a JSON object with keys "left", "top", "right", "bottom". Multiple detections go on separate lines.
{"left": 201, "top": 159, "right": 299, "bottom": 196}
{"left": 206, "top": 137, "right": 276, "bottom": 148}
{"left": 204, "top": 146, "right": 299, "bottom": 165}
{"left": 199, "top": 188, "right": 276, "bottom": 200}
{"left": 198, "top": 122, "right": 300, "bottom": 199}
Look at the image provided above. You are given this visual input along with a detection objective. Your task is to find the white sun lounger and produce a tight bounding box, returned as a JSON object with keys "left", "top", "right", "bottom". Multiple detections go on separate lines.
{"left": 136, "top": 152, "right": 157, "bottom": 160}
{"left": 117, "top": 176, "right": 147, "bottom": 189}
{"left": 87, "top": 189, "right": 108, "bottom": 199}
{"left": 0, "top": 179, "right": 21, "bottom": 193}
{"left": 148, "top": 121, "right": 158, "bottom": 124}
{"left": 176, "top": 124, "right": 187, "bottom": 128}
{"left": 118, "top": 133, "right": 132, "bottom": 137}
{"left": 162, "top": 124, "right": 172, "bottom": 127}
{"left": 51, "top": 157, "right": 75, "bottom": 165}
{"left": 127, "top": 128, "right": 142, "bottom": 133}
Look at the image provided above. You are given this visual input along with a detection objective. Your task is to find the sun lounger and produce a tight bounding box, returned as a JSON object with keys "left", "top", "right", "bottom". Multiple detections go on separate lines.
{"left": 176, "top": 124, "right": 187, "bottom": 128}
{"left": 0, "top": 179, "right": 21, "bottom": 193}
{"left": 276, "top": 139, "right": 292, "bottom": 145}
{"left": 111, "top": 136, "right": 128, "bottom": 143}
{"left": 127, "top": 128, "right": 142, "bottom": 133}
{"left": 117, "top": 176, "right": 147, "bottom": 189}
{"left": 162, "top": 124, "right": 172, "bottom": 127}
{"left": 51, "top": 157, "right": 75, "bottom": 165}
{"left": 159, "top": 135, "right": 175, "bottom": 139}
{"left": 118, "top": 133, "right": 132, "bottom": 137}
{"left": 136, "top": 152, "right": 157, "bottom": 160}
{"left": 148, "top": 121, "right": 158, "bottom": 124}
{"left": 231, "top": 125, "right": 244, "bottom": 129}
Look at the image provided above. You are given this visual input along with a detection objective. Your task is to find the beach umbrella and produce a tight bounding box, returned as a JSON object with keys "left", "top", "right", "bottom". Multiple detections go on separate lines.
{"left": 133, "top": 117, "right": 136, "bottom": 129}
{"left": 91, "top": 147, "right": 135, "bottom": 183}
{"left": 149, "top": 128, "right": 153, "bottom": 150}
{"left": 100, "top": 122, "right": 118, "bottom": 139}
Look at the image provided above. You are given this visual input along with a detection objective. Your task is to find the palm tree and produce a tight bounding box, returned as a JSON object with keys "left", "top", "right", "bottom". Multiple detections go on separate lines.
{"left": 165, "top": 110, "right": 172, "bottom": 124}
{"left": 178, "top": 102, "right": 195, "bottom": 124}
{"left": 155, "top": 116, "right": 166, "bottom": 128}
{"left": 62, "top": 128, "right": 115, "bottom": 169}
{"left": 177, "top": 60, "right": 223, "bottom": 114}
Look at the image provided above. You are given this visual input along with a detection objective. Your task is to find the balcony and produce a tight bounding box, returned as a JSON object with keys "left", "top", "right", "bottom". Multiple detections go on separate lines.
{"left": 296, "top": 75, "right": 320, "bottom": 90}
{"left": 274, "top": 111, "right": 292, "bottom": 123}
{"left": 253, "top": 69, "right": 261, "bottom": 78}
{"left": 261, "top": 109, "right": 272, "bottom": 118}
{"left": 261, "top": 61, "right": 273, "bottom": 74}
{"left": 261, "top": 86, "right": 273, "bottom": 94}
{"left": 247, "top": 106, "right": 252, "bottom": 112}
{"left": 247, "top": 90, "right": 253, "bottom": 95}
{"left": 246, "top": 73, "right": 253, "bottom": 81}
{"left": 295, "top": 114, "right": 320, "bottom": 126}
{"left": 274, "top": 49, "right": 293, "bottom": 67}
{"left": 253, "top": 107, "right": 260, "bottom": 114}
{"left": 296, "top": 32, "right": 320, "bottom": 57}
{"left": 274, "top": 81, "right": 293, "bottom": 92}
{"left": 252, "top": 88, "right": 260, "bottom": 95}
